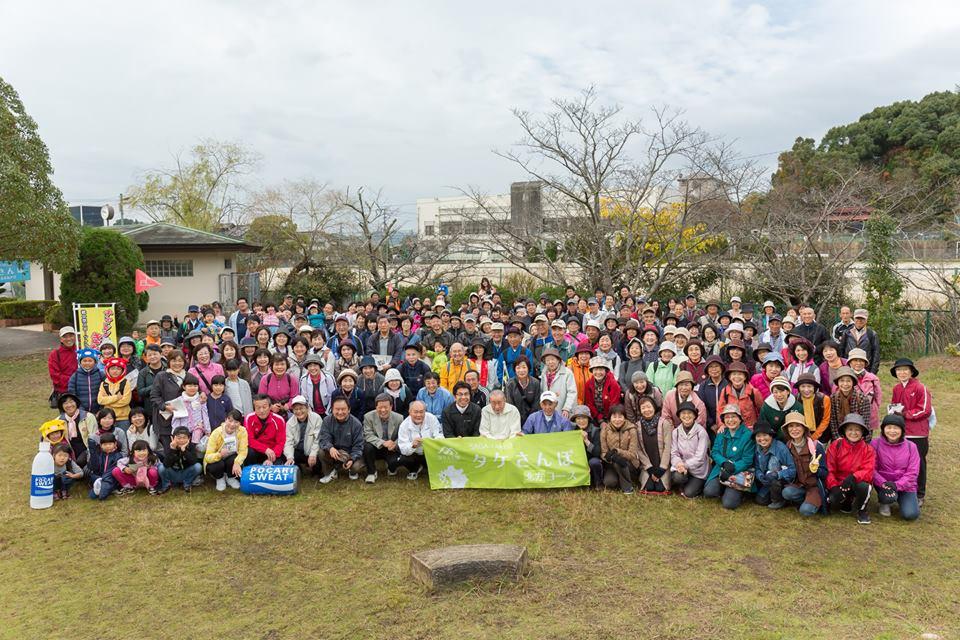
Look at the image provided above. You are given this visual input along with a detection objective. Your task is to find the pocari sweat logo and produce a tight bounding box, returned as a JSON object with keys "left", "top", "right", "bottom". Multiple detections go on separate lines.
{"left": 240, "top": 465, "right": 299, "bottom": 495}
{"left": 31, "top": 474, "right": 54, "bottom": 497}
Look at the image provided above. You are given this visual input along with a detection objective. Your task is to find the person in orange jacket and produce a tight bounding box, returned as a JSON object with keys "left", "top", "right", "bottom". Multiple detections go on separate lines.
{"left": 716, "top": 362, "right": 762, "bottom": 428}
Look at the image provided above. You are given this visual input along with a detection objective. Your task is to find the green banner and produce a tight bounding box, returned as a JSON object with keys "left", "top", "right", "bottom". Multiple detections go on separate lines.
{"left": 423, "top": 431, "right": 590, "bottom": 490}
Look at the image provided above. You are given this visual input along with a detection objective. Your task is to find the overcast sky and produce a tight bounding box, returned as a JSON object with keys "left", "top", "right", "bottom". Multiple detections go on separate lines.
{"left": 3, "top": 1, "right": 960, "bottom": 226}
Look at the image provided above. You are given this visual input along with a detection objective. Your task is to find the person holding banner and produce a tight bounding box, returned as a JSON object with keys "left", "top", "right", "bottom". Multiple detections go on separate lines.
{"left": 244, "top": 394, "right": 287, "bottom": 467}
{"left": 442, "top": 383, "right": 482, "bottom": 438}
{"left": 479, "top": 391, "right": 522, "bottom": 440}
{"left": 522, "top": 391, "right": 574, "bottom": 435}
{"left": 397, "top": 401, "right": 444, "bottom": 480}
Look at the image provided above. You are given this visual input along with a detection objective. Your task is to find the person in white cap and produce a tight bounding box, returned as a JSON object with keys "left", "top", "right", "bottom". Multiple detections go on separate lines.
{"left": 521, "top": 390, "right": 574, "bottom": 434}
{"left": 49, "top": 325, "right": 78, "bottom": 402}
{"left": 840, "top": 308, "right": 879, "bottom": 373}
{"left": 727, "top": 296, "right": 742, "bottom": 317}
{"left": 283, "top": 395, "right": 324, "bottom": 476}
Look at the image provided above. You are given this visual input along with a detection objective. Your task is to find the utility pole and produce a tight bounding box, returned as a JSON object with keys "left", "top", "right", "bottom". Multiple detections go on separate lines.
{"left": 119, "top": 193, "right": 125, "bottom": 224}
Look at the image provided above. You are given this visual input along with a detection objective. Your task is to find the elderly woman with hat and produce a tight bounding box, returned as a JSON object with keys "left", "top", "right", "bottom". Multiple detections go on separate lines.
{"left": 780, "top": 411, "right": 828, "bottom": 515}
{"left": 661, "top": 370, "right": 707, "bottom": 428}
{"left": 847, "top": 348, "right": 882, "bottom": 432}
{"left": 645, "top": 341, "right": 679, "bottom": 392}
{"left": 716, "top": 361, "right": 763, "bottom": 428}
{"left": 585, "top": 356, "right": 622, "bottom": 425}
{"left": 827, "top": 367, "right": 873, "bottom": 441}
{"left": 539, "top": 347, "right": 578, "bottom": 417}
{"left": 758, "top": 376, "right": 801, "bottom": 434}
{"left": 669, "top": 401, "right": 711, "bottom": 497}
{"left": 703, "top": 403, "right": 757, "bottom": 510}
{"left": 871, "top": 414, "right": 921, "bottom": 520}
{"left": 889, "top": 357, "right": 933, "bottom": 505}
{"left": 299, "top": 353, "right": 335, "bottom": 417}
{"left": 826, "top": 413, "right": 876, "bottom": 524}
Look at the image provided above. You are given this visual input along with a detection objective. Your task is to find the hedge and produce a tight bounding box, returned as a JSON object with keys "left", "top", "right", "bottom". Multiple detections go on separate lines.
{"left": 0, "top": 299, "right": 57, "bottom": 320}
{"left": 44, "top": 302, "right": 62, "bottom": 325}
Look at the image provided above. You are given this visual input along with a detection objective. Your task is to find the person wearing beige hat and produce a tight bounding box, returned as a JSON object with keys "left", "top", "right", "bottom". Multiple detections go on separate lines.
{"left": 847, "top": 348, "right": 882, "bottom": 431}
{"left": 840, "top": 308, "right": 879, "bottom": 373}
{"left": 827, "top": 366, "right": 873, "bottom": 441}
{"left": 758, "top": 376, "right": 800, "bottom": 434}
{"left": 670, "top": 327, "right": 690, "bottom": 366}
{"left": 585, "top": 356, "right": 622, "bottom": 424}
{"left": 780, "top": 411, "right": 828, "bottom": 515}
{"left": 661, "top": 370, "right": 707, "bottom": 428}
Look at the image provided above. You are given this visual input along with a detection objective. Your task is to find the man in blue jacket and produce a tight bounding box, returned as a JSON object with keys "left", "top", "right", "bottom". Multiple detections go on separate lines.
{"left": 522, "top": 391, "right": 574, "bottom": 434}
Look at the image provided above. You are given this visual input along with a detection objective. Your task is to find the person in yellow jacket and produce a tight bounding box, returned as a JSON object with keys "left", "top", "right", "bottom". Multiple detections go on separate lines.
{"left": 439, "top": 342, "right": 476, "bottom": 392}
{"left": 97, "top": 357, "right": 133, "bottom": 429}
{"left": 203, "top": 408, "right": 248, "bottom": 491}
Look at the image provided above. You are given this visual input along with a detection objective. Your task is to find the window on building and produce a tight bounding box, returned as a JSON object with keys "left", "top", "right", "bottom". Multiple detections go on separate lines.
{"left": 145, "top": 259, "right": 194, "bottom": 278}
{"left": 424, "top": 224, "right": 434, "bottom": 236}
{"left": 224, "top": 258, "right": 233, "bottom": 270}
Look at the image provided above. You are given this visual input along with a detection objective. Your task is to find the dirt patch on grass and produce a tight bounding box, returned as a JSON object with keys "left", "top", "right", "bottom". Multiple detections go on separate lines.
{"left": 742, "top": 554, "right": 773, "bottom": 582}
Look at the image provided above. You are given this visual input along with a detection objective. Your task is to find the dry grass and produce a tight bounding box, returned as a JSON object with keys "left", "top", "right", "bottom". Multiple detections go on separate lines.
{"left": 1, "top": 354, "right": 959, "bottom": 639}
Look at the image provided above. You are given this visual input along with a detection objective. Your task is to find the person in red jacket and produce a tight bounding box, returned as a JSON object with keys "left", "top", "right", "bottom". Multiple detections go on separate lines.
{"left": 889, "top": 358, "right": 933, "bottom": 504}
{"left": 48, "top": 326, "right": 78, "bottom": 398}
{"left": 826, "top": 413, "right": 876, "bottom": 525}
{"left": 585, "top": 356, "right": 622, "bottom": 426}
{"left": 243, "top": 394, "right": 287, "bottom": 466}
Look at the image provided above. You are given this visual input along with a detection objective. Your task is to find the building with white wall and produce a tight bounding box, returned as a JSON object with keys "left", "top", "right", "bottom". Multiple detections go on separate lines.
{"left": 25, "top": 222, "right": 261, "bottom": 322}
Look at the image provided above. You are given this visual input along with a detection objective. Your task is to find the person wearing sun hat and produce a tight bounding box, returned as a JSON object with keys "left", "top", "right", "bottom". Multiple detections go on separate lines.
{"left": 703, "top": 403, "right": 757, "bottom": 510}
{"left": 585, "top": 356, "right": 621, "bottom": 424}
{"left": 889, "top": 357, "right": 933, "bottom": 505}
{"left": 827, "top": 366, "right": 872, "bottom": 442}
{"left": 752, "top": 420, "right": 795, "bottom": 509}
{"left": 780, "top": 411, "right": 828, "bottom": 515}
{"left": 825, "top": 413, "right": 876, "bottom": 524}
{"left": 645, "top": 341, "right": 679, "bottom": 393}
{"left": 716, "top": 361, "right": 763, "bottom": 428}
{"left": 846, "top": 348, "right": 882, "bottom": 432}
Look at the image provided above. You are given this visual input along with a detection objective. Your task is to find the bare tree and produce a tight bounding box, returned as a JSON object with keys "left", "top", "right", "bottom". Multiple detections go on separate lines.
{"left": 456, "top": 87, "right": 759, "bottom": 293}
{"left": 733, "top": 169, "right": 943, "bottom": 316}
{"left": 333, "top": 187, "right": 475, "bottom": 292}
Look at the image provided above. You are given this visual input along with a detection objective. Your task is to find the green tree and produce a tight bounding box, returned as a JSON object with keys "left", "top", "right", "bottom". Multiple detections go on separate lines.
{"left": 126, "top": 139, "right": 258, "bottom": 231}
{"left": 863, "top": 211, "right": 909, "bottom": 352}
{"left": 0, "top": 75, "right": 81, "bottom": 272}
{"left": 58, "top": 228, "right": 148, "bottom": 331}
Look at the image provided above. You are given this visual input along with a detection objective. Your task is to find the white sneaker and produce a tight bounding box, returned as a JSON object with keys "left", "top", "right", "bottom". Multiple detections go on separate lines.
{"left": 878, "top": 503, "right": 892, "bottom": 517}
{"left": 215, "top": 477, "right": 227, "bottom": 492}
{"left": 192, "top": 475, "right": 205, "bottom": 487}
{"left": 93, "top": 478, "right": 102, "bottom": 495}
{"left": 406, "top": 466, "right": 423, "bottom": 481}
{"left": 348, "top": 471, "right": 359, "bottom": 481}
{"left": 387, "top": 469, "right": 398, "bottom": 476}
{"left": 365, "top": 472, "right": 377, "bottom": 484}
{"left": 319, "top": 469, "right": 338, "bottom": 484}
{"left": 226, "top": 476, "right": 240, "bottom": 489}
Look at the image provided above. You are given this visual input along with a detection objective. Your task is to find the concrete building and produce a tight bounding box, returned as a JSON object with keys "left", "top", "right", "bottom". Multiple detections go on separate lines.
{"left": 25, "top": 222, "right": 261, "bottom": 321}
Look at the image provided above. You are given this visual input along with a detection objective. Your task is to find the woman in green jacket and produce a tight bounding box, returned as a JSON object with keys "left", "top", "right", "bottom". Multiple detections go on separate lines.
{"left": 703, "top": 403, "right": 757, "bottom": 509}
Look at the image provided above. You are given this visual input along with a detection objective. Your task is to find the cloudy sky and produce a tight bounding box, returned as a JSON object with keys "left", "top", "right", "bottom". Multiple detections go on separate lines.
{"left": 3, "top": 0, "right": 959, "bottom": 226}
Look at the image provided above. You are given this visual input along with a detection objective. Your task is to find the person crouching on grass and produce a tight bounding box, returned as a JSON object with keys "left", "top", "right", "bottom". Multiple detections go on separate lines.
{"left": 571, "top": 405, "right": 603, "bottom": 488}
{"left": 703, "top": 404, "right": 756, "bottom": 510}
{"left": 243, "top": 394, "right": 287, "bottom": 467}
{"left": 87, "top": 432, "right": 122, "bottom": 500}
{"left": 669, "top": 401, "right": 711, "bottom": 498}
{"left": 204, "top": 409, "right": 248, "bottom": 491}
{"left": 752, "top": 421, "right": 795, "bottom": 510}
{"left": 780, "top": 412, "right": 828, "bottom": 516}
{"left": 871, "top": 414, "right": 921, "bottom": 521}
{"left": 162, "top": 426, "right": 203, "bottom": 493}
{"left": 600, "top": 404, "right": 640, "bottom": 494}
{"left": 318, "top": 396, "right": 366, "bottom": 483}
{"left": 111, "top": 440, "right": 160, "bottom": 496}
{"left": 826, "top": 413, "right": 876, "bottom": 525}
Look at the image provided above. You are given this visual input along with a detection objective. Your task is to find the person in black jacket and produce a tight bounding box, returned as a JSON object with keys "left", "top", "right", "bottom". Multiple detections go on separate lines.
{"left": 793, "top": 307, "right": 829, "bottom": 360}
{"left": 840, "top": 309, "right": 880, "bottom": 374}
{"left": 149, "top": 351, "right": 188, "bottom": 454}
{"left": 442, "top": 382, "right": 482, "bottom": 438}
{"left": 503, "top": 356, "right": 541, "bottom": 425}
{"left": 161, "top": 426, "right": 202, "bottom": 492}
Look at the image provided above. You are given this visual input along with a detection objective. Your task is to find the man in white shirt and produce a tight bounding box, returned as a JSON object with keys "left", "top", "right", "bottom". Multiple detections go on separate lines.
{"left": 397, "top": 401, "right": 444, "bottom": 480}
{"left": 479, "top": 390, "right": 522, "bottom": 440}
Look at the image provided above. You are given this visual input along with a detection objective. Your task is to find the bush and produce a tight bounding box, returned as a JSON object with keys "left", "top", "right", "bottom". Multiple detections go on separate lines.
{"left": 0, "top": 299, "right": 56, "bottom": 320}
{"left": 448, "top": 277, "right": 569, "bottom": 310}
{"left": 281, "top": 266, "right": 359, "bottom": 307}
{"left": 58, "top": 228, "right": 148, "bottom": 332}
{"left": 44, "top": 302, "right": 61, "bottom": 325}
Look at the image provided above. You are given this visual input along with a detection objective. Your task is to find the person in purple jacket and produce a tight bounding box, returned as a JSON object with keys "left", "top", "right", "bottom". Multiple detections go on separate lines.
{"left": 871, "top": 414, "right": 921, "bottom": 520}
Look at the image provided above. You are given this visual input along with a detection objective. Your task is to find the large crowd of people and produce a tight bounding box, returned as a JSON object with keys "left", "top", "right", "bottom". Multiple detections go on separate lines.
{"left": 42, "top": 280, "right": 932, "bottom": 524}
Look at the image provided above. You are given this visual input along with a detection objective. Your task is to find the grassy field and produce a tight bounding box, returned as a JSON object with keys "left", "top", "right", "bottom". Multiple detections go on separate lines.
{"left": 1, "top": 353, "right": 959, "bottom": 640}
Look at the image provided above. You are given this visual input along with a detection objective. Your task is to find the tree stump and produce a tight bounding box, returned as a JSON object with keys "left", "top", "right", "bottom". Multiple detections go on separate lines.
{"left": 410, "top": 544, "right": 528, "bottom": 589}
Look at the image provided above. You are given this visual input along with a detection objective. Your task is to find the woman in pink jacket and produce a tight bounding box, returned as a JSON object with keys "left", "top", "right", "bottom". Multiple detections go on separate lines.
{"left": 189, "top": 344, "right": 225, "bottom": 395}
{"left": 847, "top": 348, "right": 881, "bottom": 432}
{"left": 871, "top": 414, "right": 920, "bottom": 520}
{"left": 889, "top": 358, "right": 932, "bottom": 505}
{"left": 660, "top": 371, "right": 707, "bottom": 428}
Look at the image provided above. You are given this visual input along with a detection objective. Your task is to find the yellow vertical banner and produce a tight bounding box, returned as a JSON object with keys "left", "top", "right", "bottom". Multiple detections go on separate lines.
{"left": 73, "top": 304, "right": 118, "bottom": 352}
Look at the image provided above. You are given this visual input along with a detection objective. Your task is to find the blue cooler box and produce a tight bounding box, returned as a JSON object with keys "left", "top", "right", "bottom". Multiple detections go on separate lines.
{"left": 240, "top": 465, "right": 299, "bottom": 495}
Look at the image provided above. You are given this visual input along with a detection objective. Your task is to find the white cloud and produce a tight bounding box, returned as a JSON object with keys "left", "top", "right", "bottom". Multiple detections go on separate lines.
{"left": 2, "top": 0, "right": 959, "bottom": 224}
